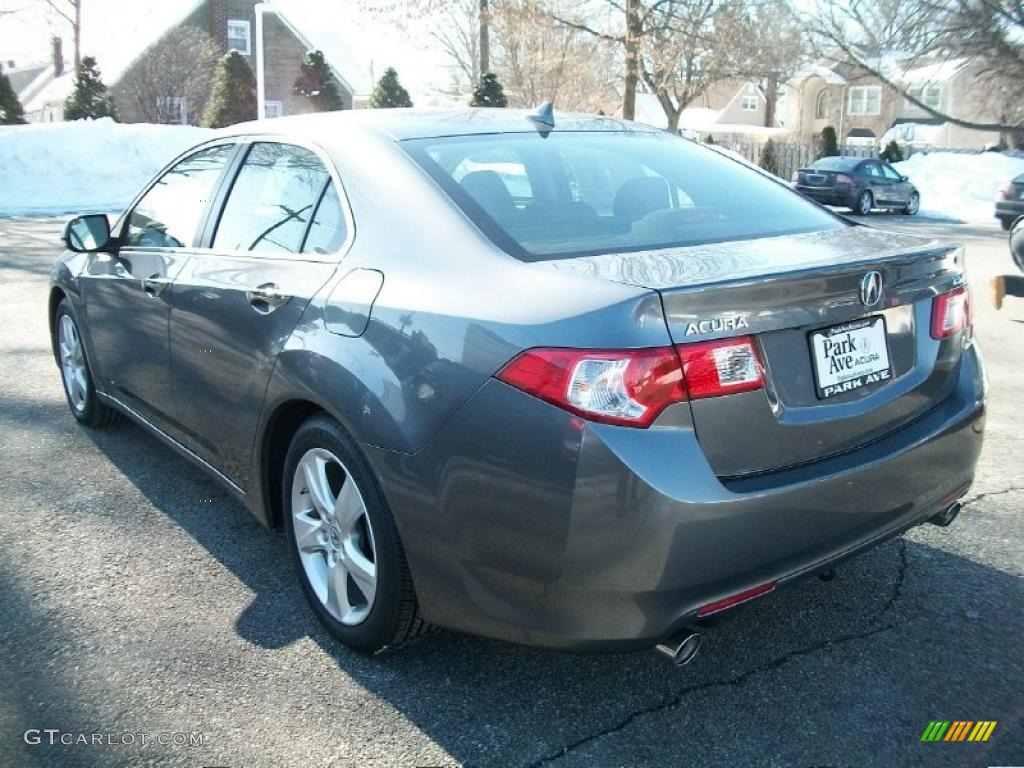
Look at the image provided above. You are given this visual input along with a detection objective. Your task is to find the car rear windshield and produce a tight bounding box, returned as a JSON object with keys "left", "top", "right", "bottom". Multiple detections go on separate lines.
{"left": 810, "top": 157, "right": 862, "bottom": 171}
{"left": 403, "top": 131, "right": 843, "bottom": 261}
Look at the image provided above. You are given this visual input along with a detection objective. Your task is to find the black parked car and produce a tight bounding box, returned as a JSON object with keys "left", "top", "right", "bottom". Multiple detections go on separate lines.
{"left": 793, "top": 157, "right": 920, "bottom": 216}
{"left": 995, "top": 173, "right": 1024, "bottom": 231}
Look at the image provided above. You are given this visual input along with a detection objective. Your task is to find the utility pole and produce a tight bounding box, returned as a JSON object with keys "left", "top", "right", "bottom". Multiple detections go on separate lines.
{"left": 479, "top": 0, "right": 490, "bottom": 77}
{"left": 255, "top": 2, "right": 268, "bottom": 120}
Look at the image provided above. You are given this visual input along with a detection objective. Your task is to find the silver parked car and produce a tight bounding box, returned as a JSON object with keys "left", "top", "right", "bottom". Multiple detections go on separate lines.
{"left": 50, "top": 109, "right": 985, "bottom": 663}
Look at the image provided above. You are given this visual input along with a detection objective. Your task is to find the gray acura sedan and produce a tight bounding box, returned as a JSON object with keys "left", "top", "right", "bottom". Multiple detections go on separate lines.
{"left": 50, "top": 109, "right": 985, "bottom": 663}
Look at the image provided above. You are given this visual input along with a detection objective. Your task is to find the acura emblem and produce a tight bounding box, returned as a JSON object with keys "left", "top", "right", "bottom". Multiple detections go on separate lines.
{"left": 860, "top": 271, "right": 883, "bottom": 307}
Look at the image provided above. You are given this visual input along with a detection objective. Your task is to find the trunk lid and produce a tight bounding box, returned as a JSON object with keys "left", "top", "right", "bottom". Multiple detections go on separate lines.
{"left": 797, "top": 168, "right": 847, "bottom": 187}
{"left": 543, "top": 226, "right": 967, "bottom": 476}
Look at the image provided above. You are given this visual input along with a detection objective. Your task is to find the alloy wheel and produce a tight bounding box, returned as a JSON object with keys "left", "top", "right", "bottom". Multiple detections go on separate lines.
{"left": 857, "top": 192, "right": 873, "bottom": 215}
{"left": 290, "top": 447, "right": 378, "bottom": 626}
{"left": 906, "top": 194, "right": 920, "bottom": 215}
{"left": 58, "top": 314, "right": 88, "bottom": 413}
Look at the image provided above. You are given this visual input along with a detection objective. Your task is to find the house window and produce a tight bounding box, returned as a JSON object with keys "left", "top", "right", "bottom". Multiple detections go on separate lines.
{"left": 741, "top": 84, "right": 758, "bottom": 111}
{"left": 157, "top": 96, "right": 188, "bottom": 125}
{"left": 264, "top": 100, "right": 283, "bottom": 119}
{"left": 227, "top": 19, "right": 251, "bottom": 55}
{"left": 906, "top": 84, "right": 941, "bottom": 110}
{"left": 848, "top": 85, "right": 881, "bottom": 116}
{"left": 815, "top": 89, "right": 830, "bottom": 119}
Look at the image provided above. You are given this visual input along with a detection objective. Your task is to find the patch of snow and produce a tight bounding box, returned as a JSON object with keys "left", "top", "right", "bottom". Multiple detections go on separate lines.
{"left": 0, "top": 118, "right": 213, "bottom": 217}
{"left": 893, "top": 151, "right": 1024, "bottom": 223}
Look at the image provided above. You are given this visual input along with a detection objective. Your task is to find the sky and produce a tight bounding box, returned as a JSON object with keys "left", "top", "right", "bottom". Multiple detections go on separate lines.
{"left": 0, "top": 0, "right": 454, "bottom": 100}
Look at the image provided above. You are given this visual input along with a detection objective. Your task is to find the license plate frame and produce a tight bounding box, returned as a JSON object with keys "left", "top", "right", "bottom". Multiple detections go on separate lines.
{"left": 809, "top": 316, "right": 892, "bottom": 400}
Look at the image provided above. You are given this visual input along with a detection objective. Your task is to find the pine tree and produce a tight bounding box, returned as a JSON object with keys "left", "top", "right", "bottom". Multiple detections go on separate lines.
{"left": 294, "top": 50, "right": 344, "bottom": 112}
{"left": 0, "top": 62, "right": 26, "bottom": 125}
{"left": 64, "top": 57, "right": 116, "bottom": 121}
{"left": 758, "top": 138, "right": 779, "bottom": 176}
{"left": 818, "top": 126, "right": 839, "bottom": 158}
{"left": 369, "top": 67, "right": 412, "bottom": 109}
{"left": 880, "top": 139, "right": 904, "bottom": 164}
{"left": 202, "top": 51, "right": 256, "bottom": 128}
{"left": 703, "top": 133, "right": 715, "bottom": 144}
{"left": 469, "top": 73, "right": 507, "bottom": 108}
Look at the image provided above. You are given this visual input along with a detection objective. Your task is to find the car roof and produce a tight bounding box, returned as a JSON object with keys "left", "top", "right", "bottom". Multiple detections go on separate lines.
{"left": 216, "top": 107, "right": 660, "bottom": 142}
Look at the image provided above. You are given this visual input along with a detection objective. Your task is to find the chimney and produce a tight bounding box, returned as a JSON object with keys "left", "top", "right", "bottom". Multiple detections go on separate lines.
{"left": 52, "top": 37, "right": 64, "bottom": 76}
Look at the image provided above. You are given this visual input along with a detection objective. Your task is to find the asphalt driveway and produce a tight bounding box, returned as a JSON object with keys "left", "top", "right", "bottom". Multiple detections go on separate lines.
{"left": 0, "top": 215, "right": 1021, "bottom": 768}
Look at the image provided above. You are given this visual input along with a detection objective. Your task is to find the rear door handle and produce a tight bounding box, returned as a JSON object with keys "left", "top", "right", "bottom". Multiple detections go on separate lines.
{"left": 142, "top": 275, "right": 169, "bottom": 297}
{"left": 247, "top": 282, "right": 291, "bottom": 314}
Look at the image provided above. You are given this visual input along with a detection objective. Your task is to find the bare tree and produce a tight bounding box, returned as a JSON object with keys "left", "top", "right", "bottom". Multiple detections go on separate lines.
{"left": 495, "top": 1, "right": 618, "bottom": 110}
{"left": 807, "top": 0, "right": 1024, "bottom": 132}
{"left": 114, "top": 26, "right": 221, "bottom": 125}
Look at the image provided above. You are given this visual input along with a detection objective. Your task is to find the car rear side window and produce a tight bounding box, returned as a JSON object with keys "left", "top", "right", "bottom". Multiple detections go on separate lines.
{"left": 213, "top": 142, "right": 331, "bottom": 255}
{"left": 302, "top": 181, "right": 347, "bottom": 255}
{"left": 125, "top": 144, "right": 233, "bottom": 248}
{"left": 405, "top": 131, "right": 843, "bottom": 261}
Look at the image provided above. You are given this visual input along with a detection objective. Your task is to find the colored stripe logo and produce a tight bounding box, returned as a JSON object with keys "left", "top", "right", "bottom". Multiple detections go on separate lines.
{"left": 921, "top": 721, "right": 997, "bottom": 742}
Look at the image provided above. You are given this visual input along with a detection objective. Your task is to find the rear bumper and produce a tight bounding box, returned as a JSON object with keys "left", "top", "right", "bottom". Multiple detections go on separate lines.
{"left": 995, "top": 201, "right": 1024, "bottom": 222}
{"left": 796, "top": 184, "right": 855, "bottom": 207}
{"left": 366, "top": 342, "right": 986, "bottom": 652}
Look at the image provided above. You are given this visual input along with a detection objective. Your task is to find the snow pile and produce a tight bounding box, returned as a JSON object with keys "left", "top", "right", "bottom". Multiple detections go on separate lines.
{"left": 893, "top": 151, "right": 1024, "bottom": 223}
{"left": 0, "top": 118, "right": 213, "bottom": 217}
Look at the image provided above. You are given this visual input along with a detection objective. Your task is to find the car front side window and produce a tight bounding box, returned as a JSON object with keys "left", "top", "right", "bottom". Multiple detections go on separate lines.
{"left": 212, "top": 142, "right": 331, "bottom": 255}
{"left": 125, "top": 144, "right": 234, "bottom": 249}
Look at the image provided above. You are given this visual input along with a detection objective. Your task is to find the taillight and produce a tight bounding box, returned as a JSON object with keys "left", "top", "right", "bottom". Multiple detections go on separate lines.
{"left": 791, "top": 170, "right": 800, "bottom": 183}
{"left": 998, "top": 184, "right": 1013, "bottom": 200}
{"left": 930, "top": 285, "right": 970, "bottom": 339}
{"left": 496, "top": 347, "right": 686, "bottom": 427}
{"left": 496, "top": 336, "right": 765, "bottom": 428}
{"left": 678, "top": 336, "right": 764, "bottom": 399}
{"left": 836, "top": 174, "right": 853, "bottom": 184}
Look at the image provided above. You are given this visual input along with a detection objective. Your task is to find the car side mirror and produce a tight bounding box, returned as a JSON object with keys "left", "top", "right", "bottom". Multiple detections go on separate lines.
{"left": 63, "top": 214, "right": 113, "bottom": 253}
{"left": 899, "top": 175, "right": 908, "bottom": 182}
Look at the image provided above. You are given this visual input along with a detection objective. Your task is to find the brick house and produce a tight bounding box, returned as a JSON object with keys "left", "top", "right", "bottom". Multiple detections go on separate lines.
{"left": 784, "top": 57, "right": 1002, "bottom": 149}
{"left": 113, "top": 0, "right": 354, "bottom": 124}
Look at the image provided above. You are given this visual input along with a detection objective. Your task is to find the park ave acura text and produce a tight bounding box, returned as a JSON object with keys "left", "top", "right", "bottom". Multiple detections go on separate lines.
{"left": 48, "top": 108, "right": 985, "bottom": 664}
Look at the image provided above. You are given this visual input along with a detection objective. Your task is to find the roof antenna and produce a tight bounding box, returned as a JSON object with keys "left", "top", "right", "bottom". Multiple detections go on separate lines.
{"left": 527, "top": 101, "right": 554, "bottom": 135}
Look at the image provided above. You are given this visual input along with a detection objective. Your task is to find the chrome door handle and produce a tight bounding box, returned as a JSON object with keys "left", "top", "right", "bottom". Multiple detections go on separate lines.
{"left": 247, "top": 283, "right": 290, "bottom": 314}
{"left": 142, "top": 276, "right": 169, "bottom": 297}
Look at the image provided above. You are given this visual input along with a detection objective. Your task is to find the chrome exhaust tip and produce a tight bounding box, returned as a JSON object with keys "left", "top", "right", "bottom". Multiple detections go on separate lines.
{"left": 929, "top": 500, "right": 963, "bottom": 527}
{"left": 655, "top": 629, "right": 702, "bottom": 667}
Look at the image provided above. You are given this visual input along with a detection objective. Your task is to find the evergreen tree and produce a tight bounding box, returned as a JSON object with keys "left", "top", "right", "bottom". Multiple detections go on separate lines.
{"left": 469, "top": 73, "right": 507, "bottom": 108}
{"left": 202, "top": 51, "right": 256, "bottom": 128}
{"left": 703, "top": 133, "right": 715, "bottom": 144}
{"left": 880, "top": 139, "right": 904, "bottom": 164}
{"left": 758, "top": 138, "right": 779, "bottom": 176}
{"left": 294, "top": 50, "right": 345, "bottom": 112}
{"left": 369, "top": 67, "right": 412, "bottom": 109}
{"left": 64, "top": 57, "right": 116, "bottom": 121}
{"left": 818, "top": 126, "right": 839, "bottom": 158}
{"left": 0, "top": 62, "right": 26, "bottom": 125}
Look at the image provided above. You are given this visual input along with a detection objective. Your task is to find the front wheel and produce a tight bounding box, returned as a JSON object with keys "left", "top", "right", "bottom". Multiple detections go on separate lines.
{"left": 904, "top": 193, "right": 920, "bottom": 215}
{"left": 853, "top": 191, "right": 874, "bottom": 215}
{"left": 54, "top": 299, "right": 120, "bottom": 427}
{"left": 283, "top": 415, "right": 426, "bottom": 654}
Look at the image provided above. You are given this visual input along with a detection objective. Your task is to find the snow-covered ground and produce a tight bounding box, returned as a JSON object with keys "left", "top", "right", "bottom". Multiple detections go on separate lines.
{"left": 893, "top": 151, "right": 1024, "bottom": 223}
{"left": 0, "top": 118, "right": 212, "bottom": 217}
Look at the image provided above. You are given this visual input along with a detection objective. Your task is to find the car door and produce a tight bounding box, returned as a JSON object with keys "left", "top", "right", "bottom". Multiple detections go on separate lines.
{"left": 81, "top": 142, "right": 237, "bottom": 430}
{"left": 880, "top": 162, "right": 910, "bottom": 204}
{"left": 167, "top": 140, "right": 350, "bottom": 484}
{"left": 861, "top": 160, "right": 895, "bottom": 204}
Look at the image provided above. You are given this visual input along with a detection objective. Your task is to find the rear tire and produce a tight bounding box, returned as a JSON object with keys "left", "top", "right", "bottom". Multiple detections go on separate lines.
{"left": 282, "top": 414, "right": 426, "bottom": 654}
{"left": 854, "top": 191, "right": 873, "bottom": 215}
{"left": 1000, "top": 216, "right": 1014, "bottom": 232}
{"left": 54, "top": 299, "right": 121, "bottom": 427}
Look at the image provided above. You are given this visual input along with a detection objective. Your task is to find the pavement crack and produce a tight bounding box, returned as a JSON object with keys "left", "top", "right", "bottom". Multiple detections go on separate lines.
{"left": 962, "top": 485, "right": 1024, "bottom": 508}
{"left": 526, "top": 622, "right": 898, "bottom": 767}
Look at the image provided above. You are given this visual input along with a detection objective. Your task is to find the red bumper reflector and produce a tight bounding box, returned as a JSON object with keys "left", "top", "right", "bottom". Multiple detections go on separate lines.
{"left": 697, "top": 581, "right": 776, "bottom": 616}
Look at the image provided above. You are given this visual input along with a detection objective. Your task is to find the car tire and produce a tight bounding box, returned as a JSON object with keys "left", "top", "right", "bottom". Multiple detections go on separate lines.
{"left": 854, "top": 191, "right": 873, "bottom": 215}
{"left": 283, "top": 414, "right": 427, "bottom": 654}
{"left": 904, "top": 193, "right": 920, "bottom": 216}
{"left": 54, "top": 298, "right": 121, "bottom": 427}
{"left": 1000, "top": 216, "right": 1014, "bottom": 232}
